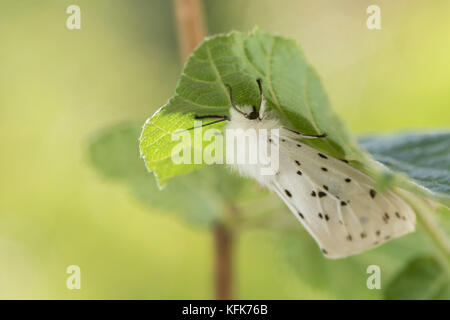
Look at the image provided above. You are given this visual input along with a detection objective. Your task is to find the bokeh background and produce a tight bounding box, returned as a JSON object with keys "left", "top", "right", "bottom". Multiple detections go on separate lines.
{"left": 0, "top": 0, "right": 449, "bottom": 299}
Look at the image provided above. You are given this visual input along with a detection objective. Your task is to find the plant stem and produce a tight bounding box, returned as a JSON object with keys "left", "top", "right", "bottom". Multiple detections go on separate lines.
{"left": 214, "top": 224, "right": 233, "bottom": 300}
{"left": 173, "top": 0, "right": 206, "bottom": 61}
{"left": 419, "top": 210, "right": 450, "bottom": 265}
{"left": 173, "top": 0, "right": 235, "bottom": 300}
{"left": 399, "top": 189, "right": 450, "bottom": 272}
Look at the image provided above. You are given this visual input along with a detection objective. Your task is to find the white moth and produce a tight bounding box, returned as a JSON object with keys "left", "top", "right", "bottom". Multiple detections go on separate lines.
{"left": 199, "top": 80, "right": 416, "bottom": 258}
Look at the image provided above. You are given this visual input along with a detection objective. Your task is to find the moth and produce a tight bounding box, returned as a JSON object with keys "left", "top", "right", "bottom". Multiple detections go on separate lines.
{"left": 194, "top": 79, "right": 416, "bottom": 258}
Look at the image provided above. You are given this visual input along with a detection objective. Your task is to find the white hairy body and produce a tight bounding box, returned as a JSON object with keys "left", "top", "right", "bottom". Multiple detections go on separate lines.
{"left": 225, "top": 102, "right": 416, "bottom": 259}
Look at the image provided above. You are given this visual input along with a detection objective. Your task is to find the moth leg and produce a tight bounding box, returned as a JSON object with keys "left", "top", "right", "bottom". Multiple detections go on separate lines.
{"left": 185, "top": 118, "right": 228, "bottom": 131}
{"left": 195, "top": 115, "right": 229, "bottom": 120}
{"left": 284, "top": 127, "right": 327, "bottom": 139}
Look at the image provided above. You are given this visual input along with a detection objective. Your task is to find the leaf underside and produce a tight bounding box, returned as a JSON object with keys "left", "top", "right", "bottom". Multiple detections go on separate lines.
{"left": 360, "top": 131, "right": 450, "bottom": 206}
{"left": 360, "top": 131, "right": 450, "bottom": 195}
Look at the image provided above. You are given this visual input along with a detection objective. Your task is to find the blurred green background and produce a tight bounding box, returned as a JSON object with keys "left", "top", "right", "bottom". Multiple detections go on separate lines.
{"left": 0, "top": 0, "right": 449, "bottom": 299}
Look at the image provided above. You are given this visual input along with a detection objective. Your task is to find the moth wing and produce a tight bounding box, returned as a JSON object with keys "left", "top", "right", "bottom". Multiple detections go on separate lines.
{"left": 269, "top": 131, "right": 415, "bottom": 258}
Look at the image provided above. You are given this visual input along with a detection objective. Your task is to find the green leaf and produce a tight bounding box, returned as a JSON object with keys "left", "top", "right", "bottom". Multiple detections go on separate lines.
{"left": 140, "top": 29, "right": 370, "bottom": 187}
{"left": 359, "top": 131, "right": 450, "bottom": 207}
{"left": 385, "top": 256, "right": 450, "bottom": 299}
{"left": 276, "top": 220, "right": 434, "bottom": 299}
{"left": 88, "top": 122, "right": 255, "bottom": 227}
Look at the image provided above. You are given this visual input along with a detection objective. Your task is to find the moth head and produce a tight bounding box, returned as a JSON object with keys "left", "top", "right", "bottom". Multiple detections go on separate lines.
{"left": 229, "top": 105, "right": 260, "bottom": 122}
{"left": 245, "top": 106, "right": 260, "bottom": 120}
{"left": 226, "top": 82, "right": 262, "bottom": 121}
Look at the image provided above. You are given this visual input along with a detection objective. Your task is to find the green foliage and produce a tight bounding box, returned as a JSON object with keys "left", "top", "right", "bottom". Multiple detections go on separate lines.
{"left": 140, "top": 29, "right": 449, "bottom": 210}
{"left": 88, "top": 122, "right": 450, "bottom": 299}
{"left": 88, "top": 122, "right": 259, "bottom": 227}
{"left": 91, "top": 30, "right": 450, "bottom": 300}
{"left": 140, "top": 29, "right": 369, "bottom": 187}
{"left": 275, "top": 228, "right": 431, "bottom": 299}
{"left": 385, "top": 256, "right": 450, "bottom": 299}
{"left": 91, "top": 122, "right": 450, "bottom": 225}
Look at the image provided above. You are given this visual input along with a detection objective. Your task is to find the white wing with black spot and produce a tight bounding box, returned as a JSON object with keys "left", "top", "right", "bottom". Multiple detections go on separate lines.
{"left": 267, "top": 129, "right": 416, "bottom": 258}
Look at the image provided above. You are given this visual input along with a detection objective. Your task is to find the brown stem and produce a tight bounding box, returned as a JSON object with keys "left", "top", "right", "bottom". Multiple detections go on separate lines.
{"left": 173, "top": 0, "right": 234, "bottom": 300}
{"left": 173, "top": 0, "right": 206, "bottom": 61}
{"left": 214, "top": 224, "right": 233, "bottom": 300}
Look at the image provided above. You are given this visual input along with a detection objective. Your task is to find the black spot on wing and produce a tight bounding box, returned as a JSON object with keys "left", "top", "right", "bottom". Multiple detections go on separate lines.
{"left": 311, "top": 191, "right": 316, "bottom": 197}
{"left": 296, "top": 170, "right": 302, "bottom": 175}
{"left": 298, "top": 212, "right": 304, "bottom": 219}
{"left": 318, "top": 213, "right": 323, "bottom": 219}
{"left": 340, "top": 201, "right": 347, "bottom": 206}
{"left": 318, "top": 153, "right": 328, "bottom": 159}
{"left": 321, "top": 167, "right": 328, "bottom": 172}
{"left": 370, "top": 189, "right": 377, "bottom": 199}
{"left": 345, "top": 178, "right": 351, "bottom": 183}
{"left": 285, "top": 189, "right": 292, "bottom": 197}
{"left": 346, "top": 234, "right": 353, "bottom": 241}
{"left": 295, "top": 160, "right": 301, "bottom": 166}
{"left": 318, "top": 191, "right": 327, "bottom": 198}
{"left": 323, "top": 185, "right": 329, "bottom": 191}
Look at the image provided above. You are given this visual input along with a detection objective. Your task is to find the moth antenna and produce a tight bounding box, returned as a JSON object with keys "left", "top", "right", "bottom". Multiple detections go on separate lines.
{"left": 225, "top": 84, "right": 246, "bottom": 116}
{"left": 257, "top": 78, "right": 263, "bottom": 104}
{"left": 256, "top": 78, "right": 266, "bottom": 118}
